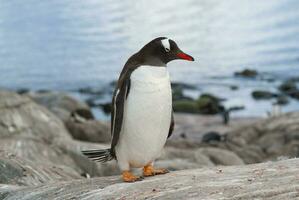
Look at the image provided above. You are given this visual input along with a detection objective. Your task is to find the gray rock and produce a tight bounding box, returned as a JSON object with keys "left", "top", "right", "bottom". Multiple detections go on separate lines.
{"left": 0, "top": 151, "right": 80, "bottom": 186}
{"left": 224, "top": 112, "right": 299, "bottom": 163}
{"left": 234, "top": 69, "right": 258, "bottom": 78}
{"left": 56, "top": 139, "right": 119, "bottom": 177}
{"left": 155, "top": 159, "right": 200, "bottom": 171}
{"left": 27, "top": 91, "right": 94, "bottom": 121}
{"left": 159, "top": 147, "right": 215, "bottom": 169}
{"left": 197, "top": 147, "right": 244, "bottom": 165}
{"left": 1, "top": 158, "right": 299, "bottom": 200}
{"left": 251, "top": 90, "right": 276, "bottom": 100}
{"left": 0, "top": 90, "right": 71, "bottom": 142}
{"left": 65, "top": 119, "right": 111, "bottom": 143}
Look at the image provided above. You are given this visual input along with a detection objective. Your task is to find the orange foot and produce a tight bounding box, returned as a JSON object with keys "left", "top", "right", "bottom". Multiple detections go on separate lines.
{"left": 122, "top": 171, "right": 143, "bottom": 182}
{"left": 143, "top": 165, "right": 169, "bottom": 177}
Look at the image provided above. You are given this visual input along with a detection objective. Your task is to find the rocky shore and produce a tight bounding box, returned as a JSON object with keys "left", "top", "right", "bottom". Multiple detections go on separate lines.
{"left": 0, "top": 89, "right": 299, "bottom": 199}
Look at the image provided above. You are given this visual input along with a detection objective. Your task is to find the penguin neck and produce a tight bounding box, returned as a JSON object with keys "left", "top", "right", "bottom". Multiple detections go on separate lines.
{"left": 131, "top": 65, "right": 170, "bottom": 84}
{"left": 141, "top": 56, "right": 166, "bottom": 67}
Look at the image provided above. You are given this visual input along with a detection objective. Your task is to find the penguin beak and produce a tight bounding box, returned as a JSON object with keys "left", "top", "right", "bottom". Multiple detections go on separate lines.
{"left": 176, "top": 51, "right": 194, "bottom": 61}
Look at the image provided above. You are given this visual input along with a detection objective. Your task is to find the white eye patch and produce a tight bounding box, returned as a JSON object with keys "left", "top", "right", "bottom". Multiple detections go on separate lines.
{"left": 161, "top": 38, "right": 170, "bottom": 52}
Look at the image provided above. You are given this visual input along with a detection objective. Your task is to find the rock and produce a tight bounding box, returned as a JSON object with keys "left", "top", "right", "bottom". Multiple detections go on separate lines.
{"left": 85, "top": 97, "right": 98, "bottom": 107}
{"left": 171, "top": 82, "right": 195, "bottom": 101}
{"left": 0, "top": 90, "right": 120, "bottom": 181}
{"left": 279, "top": 80, "right": 297, "bottom": 93}
{"left": 155, "top": 159, "right": 200, "bottom": 171}
{"left": 0, "top": 90, "right": 71, "bottom": 142}
{"left": 0, "top": 138, "right": 80, "bottom": 172}
{"left": 230, "top": 85, "right": 239, "bottom": 90}
{"left": 0, "top": 151, "right": 80, "bottom": 186}
{"left": 234, "top": 69, "right": 258, "bottom": 78}
{"left": 173, "top": 100, "right": 198, "bottom": 113}
{"left": 224, "top": 112, "right": 299, "bottom": 163}
{"left": 65, "top": 119, "right": 110, "bottom": 143}
{"left": 2, "top": 159, "right": 299, "bottom": 199}
{"left": 159, "top": 147, "right": 215, "bottom": 169}
{"left": 276, "top": 95, "right": 289, "bottom": 105}
{"left": 171, "top": 82, "right": 197, "bottom": 90}
{"left": 56, "top": 139, "right": 119, "bottom": 177}
{"left": 16, "top": 88, "right": 29, "bottom": 94}
{"left": 27, "top": 91, "right": 94, "bottom": 121}
{"left": 77, "top": 87, "right": 103, "bottom": 95}
{"left": 278, "top": 80, "right": 299, "bottom": 100}
{"left": 251, "top": 90, "right": 276, "bottom": 100}
{"left": 99, "top": 102, "right": 112, "bottom": 114}
{"left": 196, "top": 93, "right": 223, "bottom": 114}
{"left": 202, "top": 131, "right": 225, "bottom": 143}
{"left": 197, "top": 147, "right": 244, "bottom": 165}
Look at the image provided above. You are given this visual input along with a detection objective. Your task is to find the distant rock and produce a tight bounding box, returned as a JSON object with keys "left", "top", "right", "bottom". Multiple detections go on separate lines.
{"left": 278, "top": 80, "right": 299, "bottom": 100}
{"left": 99, "top": 102, "right": 112, "bottom": 114}
{"left": 27, "top": 91, "right": 94, "bottom": 121}
{"left": 202, "top": 131, "right": 225, "bottom": 143}
{"left": 197, "top": 93, "right": 224, "bottom": 114}
{"left": 276, "top": 95, "right": 289, "bottom": 105}
{"left": 173, "top": 100, "right": 198, "bottom": 113}
{"left": 279, "top": 80, "right": 297, "bottom": 94}
{"left": 77, "top": 87, "right": 103, "bottom": 95}
{"left": 251, "top": 90, "right": 276, "bottom": 100}
{"left": 65, "top": 118, "right": 110, "bottom": 143}
{"left": 230, "top": 85, "right": 239, "bottom": 90}
{"left": 171, "top": 82, "right": 197, "bottom": 90}
{"left": 234, "top": 69, "right": 258, "bottom": 78}
{"left": 16, "top": 88, "right": 29, "bottom": 94}
{"left": 171, "top": 82, "right": 195, "bottom": 101}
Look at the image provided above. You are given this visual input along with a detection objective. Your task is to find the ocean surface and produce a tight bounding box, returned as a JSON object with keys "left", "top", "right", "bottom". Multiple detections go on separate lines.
{"left": 1, "top": 0, "right": 299, "bottom": 119}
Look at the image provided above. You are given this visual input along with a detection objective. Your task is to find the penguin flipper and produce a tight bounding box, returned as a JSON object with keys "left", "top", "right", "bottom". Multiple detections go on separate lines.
{"left": 167, "top": 110, "right": 175, "bottom": 138}
{"left": 110, "top": 78, "right": 131, "bottom": 157}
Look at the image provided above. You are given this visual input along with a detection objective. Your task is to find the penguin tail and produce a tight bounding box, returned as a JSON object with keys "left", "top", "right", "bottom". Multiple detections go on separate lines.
{"left": 82, "top": 148, "right": 114, "bottom": 163}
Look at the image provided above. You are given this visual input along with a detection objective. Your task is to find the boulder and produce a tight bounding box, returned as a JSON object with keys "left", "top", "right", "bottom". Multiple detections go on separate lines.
{"left": 224, "top": 112, "right": 299, "bottom": 163}
{"left": 173, "top": 100, "right": 198, "bottom": 113}
{"left": 276, "top": 95, "right": 289, "bottom": 105}
{"left": 196, "top": 93, "right": 223, "bottom": 114}
{"left": 77, "top": 87, "right": 103, "bottom": 95}
{"left": 99, "top": 102, "right": 112, "bottom": 114}
{"left": 196, "top": 147, "right": 244, "bottom": 165}
{"left": 160, "top": 147, "right": 216, "bottom": 168}
{"left": 278, "top": 80, "right": 299, "bottom": 100}
{"left": 2, "top": 158, "right": 299, "bottom": 200}
{"left": 65, "top": 118, "right": 111, "bottom": 143}
{"left": 279, "top": 80, "right": 297, "bottom": 93}
{"left": 0, "top": 90, "right": 71, "bottom": 142}
{"left": 27, "top": 91, "right": 94, "bottom": 121}
{"left": 234, "top": 69, "right": 258, "bottom": 78}
{"left": 171, "top": 82, "right": 196, "bottom": 101}
{"left": 0, "top": 151, "right": 80, "bottom": 187}
{"left": 230, "top": 85, "right": 239, "bottom": 90}
{"left": 251, "top": 90, "right": 276, "bottom": 100}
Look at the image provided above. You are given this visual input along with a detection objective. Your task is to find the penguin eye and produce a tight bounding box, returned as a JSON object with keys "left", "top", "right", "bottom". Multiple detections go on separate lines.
{"left": 165, "top": 47, "right": 170, "bottom": 52}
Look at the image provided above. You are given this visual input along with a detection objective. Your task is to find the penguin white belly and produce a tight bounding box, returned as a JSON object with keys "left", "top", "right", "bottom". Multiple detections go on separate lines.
{"left": 115, "top": 66, "right": 172, "bottom": 169}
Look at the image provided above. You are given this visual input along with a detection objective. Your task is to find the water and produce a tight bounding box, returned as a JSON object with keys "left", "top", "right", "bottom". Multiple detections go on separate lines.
{"left": 1, "top": 0, "right": 299, "bottom": 118}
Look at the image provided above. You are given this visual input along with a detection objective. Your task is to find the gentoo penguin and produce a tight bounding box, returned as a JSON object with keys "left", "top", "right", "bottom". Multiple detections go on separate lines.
{"left": 82, "top": 37, "right": 194, "bottom": 182}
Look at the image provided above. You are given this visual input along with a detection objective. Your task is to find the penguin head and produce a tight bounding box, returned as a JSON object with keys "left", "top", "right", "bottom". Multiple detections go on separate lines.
{"left": 139, "top": 37, "right": 194, "bottom": 66}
